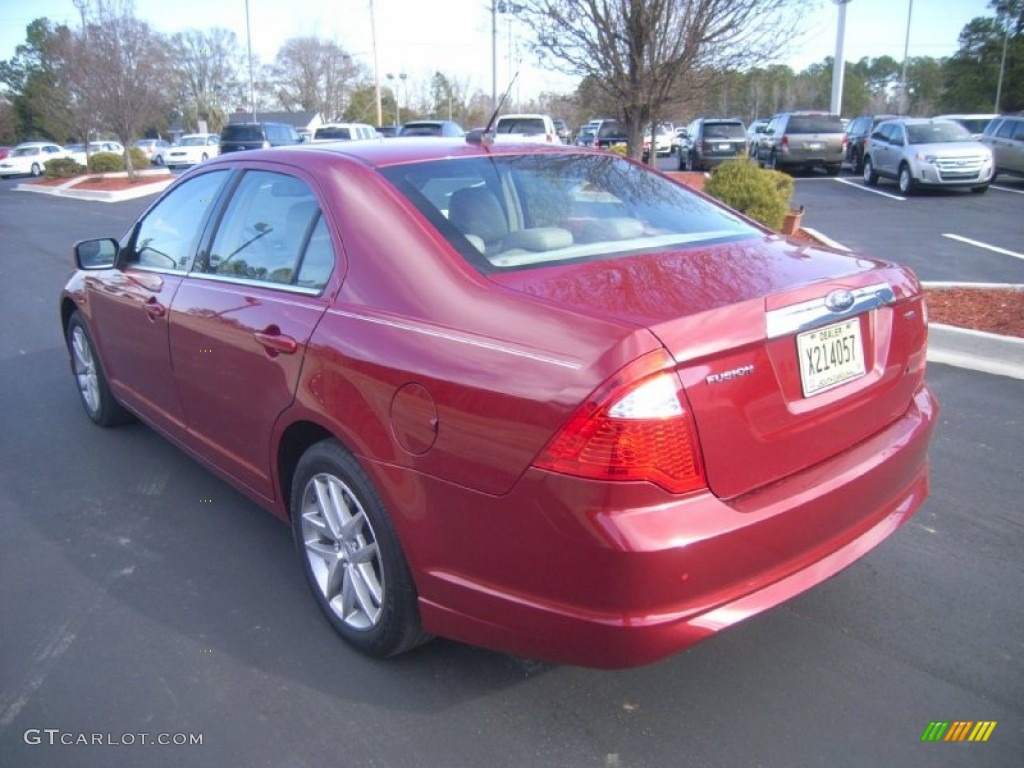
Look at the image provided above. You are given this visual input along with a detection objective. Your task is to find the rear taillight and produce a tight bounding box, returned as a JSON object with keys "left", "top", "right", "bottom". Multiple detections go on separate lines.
{"left": 534, "top": 350, "right": 706, "bottom": 494}
{"left": 780, "top": 135, "right": 789, "bottom": 149}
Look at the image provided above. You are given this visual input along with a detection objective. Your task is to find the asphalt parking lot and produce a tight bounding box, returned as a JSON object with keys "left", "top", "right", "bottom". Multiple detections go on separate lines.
{"left": 1, "top": 173, "right": 1021, "bottom": 767}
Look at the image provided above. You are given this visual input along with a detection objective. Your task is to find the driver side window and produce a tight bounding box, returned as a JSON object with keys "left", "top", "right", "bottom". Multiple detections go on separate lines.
{"left": 130, "top": 171, "right": 228, "bottom": 271}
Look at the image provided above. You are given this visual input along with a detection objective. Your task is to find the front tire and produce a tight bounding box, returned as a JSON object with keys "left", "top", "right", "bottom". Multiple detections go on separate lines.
{"left": 66, "top": 311, "right": 131, "bottom": 427}
{"left": 30, "top": 163, "right": 41, "bottom": 177}
{"left": 291, "top": 440, "right": 429, "bottom": 658}
{"left": 863, "top": 156, "right": 878, "bottom": 185}
{"left": 898, "top": 163, "right": 916, "bottom": 195}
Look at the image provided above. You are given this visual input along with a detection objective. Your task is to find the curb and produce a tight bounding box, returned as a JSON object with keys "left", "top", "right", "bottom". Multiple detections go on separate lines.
{"left": 16, "top": 171, "right": 173, "bottom": 203}
{"left": 926, "top": 324, "right": 1024, "bottom": 380}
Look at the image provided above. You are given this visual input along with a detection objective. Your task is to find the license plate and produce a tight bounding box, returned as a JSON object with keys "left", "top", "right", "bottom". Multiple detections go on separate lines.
{"left": 797, "top": 319, "right": 866, "bottom": 397}
{"left": 806, "top": 141, "right": 824, "bottom": 150}
{"left": 717, "top": 143, "right": 731, "bottom": 151}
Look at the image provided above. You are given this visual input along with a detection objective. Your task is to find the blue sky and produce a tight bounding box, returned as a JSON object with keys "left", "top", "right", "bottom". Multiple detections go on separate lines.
{"left": 0, "top": 0, "right": 997, "bottom": 100}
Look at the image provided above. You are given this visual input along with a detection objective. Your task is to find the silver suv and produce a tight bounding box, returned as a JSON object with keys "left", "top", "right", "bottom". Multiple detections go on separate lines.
{"left": 756, "top": 112, "right": 846, "bottom": 175}
{"left": 862, "top": 118, "right": 994, "bottom": 194}
{"left": 980, "top": 114, "right": 1024, "bottom": 181}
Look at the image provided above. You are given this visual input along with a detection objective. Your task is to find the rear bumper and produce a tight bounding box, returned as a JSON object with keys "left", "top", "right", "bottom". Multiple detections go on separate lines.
{"left": 397, "top": 384, "right": 937, "bottom": 668}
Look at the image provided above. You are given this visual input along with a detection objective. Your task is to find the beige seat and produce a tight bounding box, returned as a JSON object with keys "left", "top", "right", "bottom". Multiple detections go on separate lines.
{"left": 447, "top": 187, "right": 508, "bottom": 253}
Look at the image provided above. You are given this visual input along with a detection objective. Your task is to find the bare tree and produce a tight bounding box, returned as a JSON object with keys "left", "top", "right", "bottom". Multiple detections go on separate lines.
{"left": 170, "top": 28, "right": 246, "bottom": 133}
{"left": 520, "top": 0, "right": 804, "bottom": 159}
{"left": 271, "top": 37, "right": 363, "bottom": 120}
{"left": 78, "top": 0, "right": 173, "bottom": 178}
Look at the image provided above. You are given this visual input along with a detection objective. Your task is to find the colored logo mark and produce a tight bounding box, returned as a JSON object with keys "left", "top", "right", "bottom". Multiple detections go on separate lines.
{"left": 921, "top": 721, "right": 997, "bottom": 742}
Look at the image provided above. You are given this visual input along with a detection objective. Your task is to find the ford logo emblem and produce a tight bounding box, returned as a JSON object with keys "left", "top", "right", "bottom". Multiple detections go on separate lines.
{"left": 825, "top": 289, "right": 855, "bottom": 313}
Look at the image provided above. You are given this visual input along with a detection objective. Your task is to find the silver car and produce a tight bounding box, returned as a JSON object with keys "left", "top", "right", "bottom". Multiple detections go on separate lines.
{"left": 980, "top": 114, "right": 1024, "bottom": 182}
{"left": 862, "top": 118, "right": 993, "bottom": 195}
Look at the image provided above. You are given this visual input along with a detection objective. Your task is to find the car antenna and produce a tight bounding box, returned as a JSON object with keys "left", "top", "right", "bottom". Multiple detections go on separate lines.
{"left": 471, "top": 72, "right": 519, "bottom": 146}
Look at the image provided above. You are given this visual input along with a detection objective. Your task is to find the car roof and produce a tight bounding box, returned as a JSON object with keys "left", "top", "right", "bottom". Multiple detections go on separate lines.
{"left": 199, "top": 137, "right": 598, "bottom": 171}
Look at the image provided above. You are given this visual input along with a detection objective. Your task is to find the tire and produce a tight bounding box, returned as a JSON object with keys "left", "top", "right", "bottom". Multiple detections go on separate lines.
{"left": 677, "top": 150, "right": 685, "bottom": 171}
{"left": 153, "top": 155, "right": 164, "bottom": 166}
{"left": 862, "top": 156, "right": 878, "bottom": 186}
{"left": 30, "top": 163, "right": 41, "bottom": 177}
{"left": 825, "top": 164, "right": 841, "bottom": 176}
{"left": 852, "top": 149, "right": 864, "bottom": 174}
{"left": 66, "top": 311, "right": 132, "bottom": 427}
{"left": 768, "top": 152, "right": 779, "bottom": 171}
{"left": 291, "top": 439, "right": 430, "bottom": 658}
{"left": 898, "top": 163, "right": 915, "bottom": 195}
{"left": 971, "top": 185, "right": 989, "bottom": 194}
{"left": 200, "top": 153, "right": 208, "bottom": 162}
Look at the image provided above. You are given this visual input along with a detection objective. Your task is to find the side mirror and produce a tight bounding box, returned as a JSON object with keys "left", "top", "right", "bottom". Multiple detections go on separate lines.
{"left": 74, "top": 238, "right": 118, "bottom": 269}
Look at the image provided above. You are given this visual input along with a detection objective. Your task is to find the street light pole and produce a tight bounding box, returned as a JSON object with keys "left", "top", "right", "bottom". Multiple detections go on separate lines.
{"left": 371, "top": 0, "right": 382, "bottom": 126}
{"left": 830, "top": 0, "right": 852, "bottom": 116}
{"left": 899, "top": 0, "right": 914, "bottom": 114}
{"left": 244, "top": 0, "right": 256, "bottom": 122}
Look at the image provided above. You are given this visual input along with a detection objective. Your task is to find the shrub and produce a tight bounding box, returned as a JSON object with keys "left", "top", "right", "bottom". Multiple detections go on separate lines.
{"left": 703, "top": 160, "right": 794, "bottom": 231}
{"left": 607, "top": 143, "right": 629, "bottom": 157}
{"left": 128, "top": 146, "right": 150, "bottom": 170}
{"left": 87, "top": 151, "right": 124, "bottom": 173}
{"left": 44, "top": 158, "right": 86, "bottom": 179}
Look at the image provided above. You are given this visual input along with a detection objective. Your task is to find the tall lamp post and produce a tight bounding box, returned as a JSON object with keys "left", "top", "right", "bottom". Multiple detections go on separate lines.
{"left": 898, "top": 0, "right": 914, "bottom": 114}
{"left": 72, "top": 0, "right": 91, "bottom": 165}
{"left": 830, "top": 0, "right": 852, "bottom": 116}
{"left": 371, "top": 0, "right": 382, "bottom": 127}
{"left": 244, "top": 0, "right": 256, "bottom": 122}
{"left": 386, "top": 72, "right": 407, "bottom": 126}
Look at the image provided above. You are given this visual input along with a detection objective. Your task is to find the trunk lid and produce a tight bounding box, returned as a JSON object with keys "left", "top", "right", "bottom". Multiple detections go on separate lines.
{"left": 489, "top": 237, "right": 928, "bottom": 499}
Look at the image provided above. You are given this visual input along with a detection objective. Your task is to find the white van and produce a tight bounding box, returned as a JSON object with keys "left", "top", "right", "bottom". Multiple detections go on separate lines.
{"left": 312, "top": 123, "right": 379, "bottom": 142}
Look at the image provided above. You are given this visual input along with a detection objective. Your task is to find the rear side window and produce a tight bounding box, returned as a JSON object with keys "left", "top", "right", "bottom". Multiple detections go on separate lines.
{"left": 786, "top": 116, "right": 844, "bottom": 134}
{"left": 203, "top": 171, "right": 333, "bottom": 290}
{"left": 996, "top": 119, "right": 1016, "bottom": 139}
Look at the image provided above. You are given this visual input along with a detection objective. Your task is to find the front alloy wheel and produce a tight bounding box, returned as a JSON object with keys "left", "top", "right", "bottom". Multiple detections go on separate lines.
{"left": 66, "top": 311, "right": 131, "bottom": 426}
{"left": 898, "top": 164, "right": 915, "bottom": 195}
{"left": 292, "top": 440, "right": 429, "bottom": 658}
{"left": 863, "top": 156, "right": 878, "bottom": 185}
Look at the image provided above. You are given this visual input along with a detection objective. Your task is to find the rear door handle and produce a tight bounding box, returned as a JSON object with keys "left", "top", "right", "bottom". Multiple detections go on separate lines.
{"left": 254, "top": 328, "right": 298, "bottom": 355}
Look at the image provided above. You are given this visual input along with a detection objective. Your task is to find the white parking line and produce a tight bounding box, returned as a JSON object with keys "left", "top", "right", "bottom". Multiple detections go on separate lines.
{"left": 991, "top": 183, "right": 1024, "bottom": 195}
{"left": 832, "top": 177, "right": 906, "bottom": 201}
{"left": 943, "top": 233, "right": 1024, "bottom": 261}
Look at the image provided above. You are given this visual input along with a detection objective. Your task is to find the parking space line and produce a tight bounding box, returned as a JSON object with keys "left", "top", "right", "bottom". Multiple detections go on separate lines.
{"left": 832, "top": 177, "right": 905, "bottom": 201}
{"left": 943, "top": 233, "right": 1024, "bottom": 261}
{"left": 991, "top": 183, "right": 1024, "bottom": 195}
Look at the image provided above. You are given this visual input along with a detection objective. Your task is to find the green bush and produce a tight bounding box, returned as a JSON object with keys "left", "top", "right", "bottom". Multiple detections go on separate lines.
{"left": 87, "top": 151, "right": 124, "bottom": 173}
{"left": 128, "top": 146, "right": 150, "bottom": 170}
{"left": 703, "top": 160, "right": 794, "bottom": 231}
{"left": 44, "top": 158, "right": 86, "bottom": 179}
{"left": 607, "top": 143, "right": 629, "bottom": 157}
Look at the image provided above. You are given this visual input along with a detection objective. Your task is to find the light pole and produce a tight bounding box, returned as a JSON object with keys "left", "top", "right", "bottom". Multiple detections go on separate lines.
{"left": 995, "top": 11, "right": 1010, "bottom": 111}
{"left": 830, "top": 0, "right": 852, "bottom": 116}
{"left": 386, "top": 72, "right": 407, "bottom": 126}
{"left": 244, "top": 0, "right": 256, "bottom": 122}
{"left": 72, "top": 0, "right": 91, "bottom": 164}
{"left": 898, "top": 0, "right": 914, "bottom": 114}
{"left": 370, "top": 0, "right": 382, "bottom": 127}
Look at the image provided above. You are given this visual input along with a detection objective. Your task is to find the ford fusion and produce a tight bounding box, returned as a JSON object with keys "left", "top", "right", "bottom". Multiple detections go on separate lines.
{"left": 60, "top": 139, "right": 937, "bottom": 667}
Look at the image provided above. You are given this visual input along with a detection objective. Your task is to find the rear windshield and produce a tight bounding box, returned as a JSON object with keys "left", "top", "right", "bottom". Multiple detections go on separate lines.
{"left": 379, "top": 153, "right": 755, "bottom": 274}
{"left": 786, "top": 116, "right": 844, "bottom": 134}
{"left": 703, "top": 122, "right": 746, "bottom": 139}
{"left": 401, "top": 124, "right": 443, "bottom": 136}
{"left": 222, "top": 125, "right": 263, "bottom": 141}
{"left": 496, "top": 118, "right": 548, "bottom": 135}
{"left": 315, "top": 127, "right": 352, "bottom": 140}
{"left": 598, "top": 121, "right": 627, "bottom": 139}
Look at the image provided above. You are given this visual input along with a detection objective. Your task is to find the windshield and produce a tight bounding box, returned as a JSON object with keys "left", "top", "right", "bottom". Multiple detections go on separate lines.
{"left": 496, "top": 118, "right": 548, "bottom": 135}
{"left": 907, "top": 122, "right": 973, "bottom": 144}
{"left": 180, "top": 137, "right": 206, "bottom": 146}
{"left": 379, "top": 153, "right": 756, "bottom": 273}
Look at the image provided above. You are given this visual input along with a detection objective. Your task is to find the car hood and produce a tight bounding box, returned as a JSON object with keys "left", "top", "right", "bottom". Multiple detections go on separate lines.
{"left": 912, "top": 141, "right": 989, "bottom": 156}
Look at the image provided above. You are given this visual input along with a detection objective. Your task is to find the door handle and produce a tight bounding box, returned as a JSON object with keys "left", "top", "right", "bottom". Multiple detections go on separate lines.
{"left": 143, "top": 297, "right": 166, "bottom": 318}
{"left": 254, "top": 328, "right": 298, "bottom": 355}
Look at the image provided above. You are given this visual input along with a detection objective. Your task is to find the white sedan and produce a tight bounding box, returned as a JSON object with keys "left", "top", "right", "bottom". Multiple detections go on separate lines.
{"left": 0, "top": 142, "right": 68, "bottom": 177}
{"left": 156, "top": 134, "right": 220, "bottom": 168}
{"left": 64, "top": 141, "right": 126, "bottom": 166}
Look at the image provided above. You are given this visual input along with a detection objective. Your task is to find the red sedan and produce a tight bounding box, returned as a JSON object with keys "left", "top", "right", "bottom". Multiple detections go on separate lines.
{"left": 60, "top": 139, "right": 938, "bottom": 668}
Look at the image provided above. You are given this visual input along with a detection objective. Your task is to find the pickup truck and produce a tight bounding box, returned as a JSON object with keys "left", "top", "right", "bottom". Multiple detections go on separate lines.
{"left": 493, "top": 114, "right": 562, "bottom": 144}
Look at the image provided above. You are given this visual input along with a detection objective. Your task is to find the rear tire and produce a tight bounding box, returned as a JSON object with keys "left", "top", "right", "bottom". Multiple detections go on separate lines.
{"left": 30, "top": 163, "right": 41, "bottom": 176}
{"left": 862, "top": 156, "right": 878, "bottom": 186}
{"left": 291, "top": 439, "right": 430, "bottom": 658}
{"left": 66, "top": 311, "right": 132, "bottom": 427}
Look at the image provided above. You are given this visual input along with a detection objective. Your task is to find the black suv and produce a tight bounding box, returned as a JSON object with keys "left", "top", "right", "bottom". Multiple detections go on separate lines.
{"left": 592, "top": 119, "right": 628, "bottom": 149}
{"left": 219, "top": 121, "right": 302, "bottom": 154}
{"left": 755, "top": 112, "right": 847, "bottom": 175}
{"left": 678, "top": 117, "right": 748, "bottom": 171}
{"left": 845, "top": 114, "right": 899, "bottom": 173}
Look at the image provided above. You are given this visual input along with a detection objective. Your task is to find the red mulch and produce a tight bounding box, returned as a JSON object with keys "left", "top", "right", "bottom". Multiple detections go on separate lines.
{"left": 29, "top": 173, "right": 170, "bottom": 191}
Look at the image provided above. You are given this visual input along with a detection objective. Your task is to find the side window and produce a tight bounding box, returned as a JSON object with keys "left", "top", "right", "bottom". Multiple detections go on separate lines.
{"left": 1012, "top": 121, "right": 1024, "bottom": 141}
{"left": 996, "top": 119, "right": 1015, "bottom": 139}
{"left": 204, "top": 170, "right": 330, "bottom": 289}
{"left": 130, "top": 170, "right": 228, "bottom": 271}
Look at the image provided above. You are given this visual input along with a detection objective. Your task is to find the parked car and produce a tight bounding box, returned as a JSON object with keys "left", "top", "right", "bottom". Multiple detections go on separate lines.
{"left": 375, "top": 125, "right": 400, "bottom": 138}
{"left": 312, "top": 123, "right": 378, "bottom": 142}
{"left": 756, "top": 111, "right": 846, "bottom": 175}
{"left": 220, "top": 121, "right": 302, "bottom": 155}
{"left": 862, "top": 117, "right": 993, "bottom": 194}
{"left": 397, "top": 120, "right": 464, "bottom": 137}
{"left": 844, "top": 114, "right": 899, "bottom": 173}
{"left": 134, "top": 138, "right": 171, "bottom": 162}
{"left": 158, "top": 133, "right": 220, "bottom": 168}
{"left": 679, "top": 117, "right": 747, "bottom": 171}
{"left": 980, "top": 114, "right": 1024, "bottom": 181}
{"left": 64, "top": 141, "right": 126, "bottom": 166}
{"left": 642, "top": 122, "right": 676, "bottom": 161}
{"left": 552, "top": 118, "right": 570, "bottom": 143}
{"left": 745, "top": 118, "right": 769, "bottom": 155}
{"left": 0, "top": 146, "right": 12, "bottom": 161}
{"left": 575, "top": 121, "right": 600, "bottom": 147}
{"left": 60, "top": 137, "right": 938, "bottom": 668}
{"left": 592, "top": 118, "right": 628, "bottom": 149}
{"left": 0, "top": 142, "right": 67, "bottom": 177}
{"left": 934, "top": 113, "right": 998, "bottom": 139}
{"left": 492, "top": 113, "right": 561, "bottom": 143}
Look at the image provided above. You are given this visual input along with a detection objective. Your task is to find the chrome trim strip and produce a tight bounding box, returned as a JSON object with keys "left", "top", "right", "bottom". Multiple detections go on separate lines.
{"left": 766, "top": 282, "right": 895, "bottom": 339}
{"left": 327, "top": 309, "right": 583, "bottom": 370}
{"left": 187, "top": 271, "right": 324, "bottom": 297}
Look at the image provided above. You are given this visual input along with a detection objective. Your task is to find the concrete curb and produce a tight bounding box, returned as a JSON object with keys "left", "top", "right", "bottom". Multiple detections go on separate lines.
{"left": 926, "top": 324, "right": 1024, "bottom": 380}
{"left": 16, "top": 171, "right": 173, "bottom": 203}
